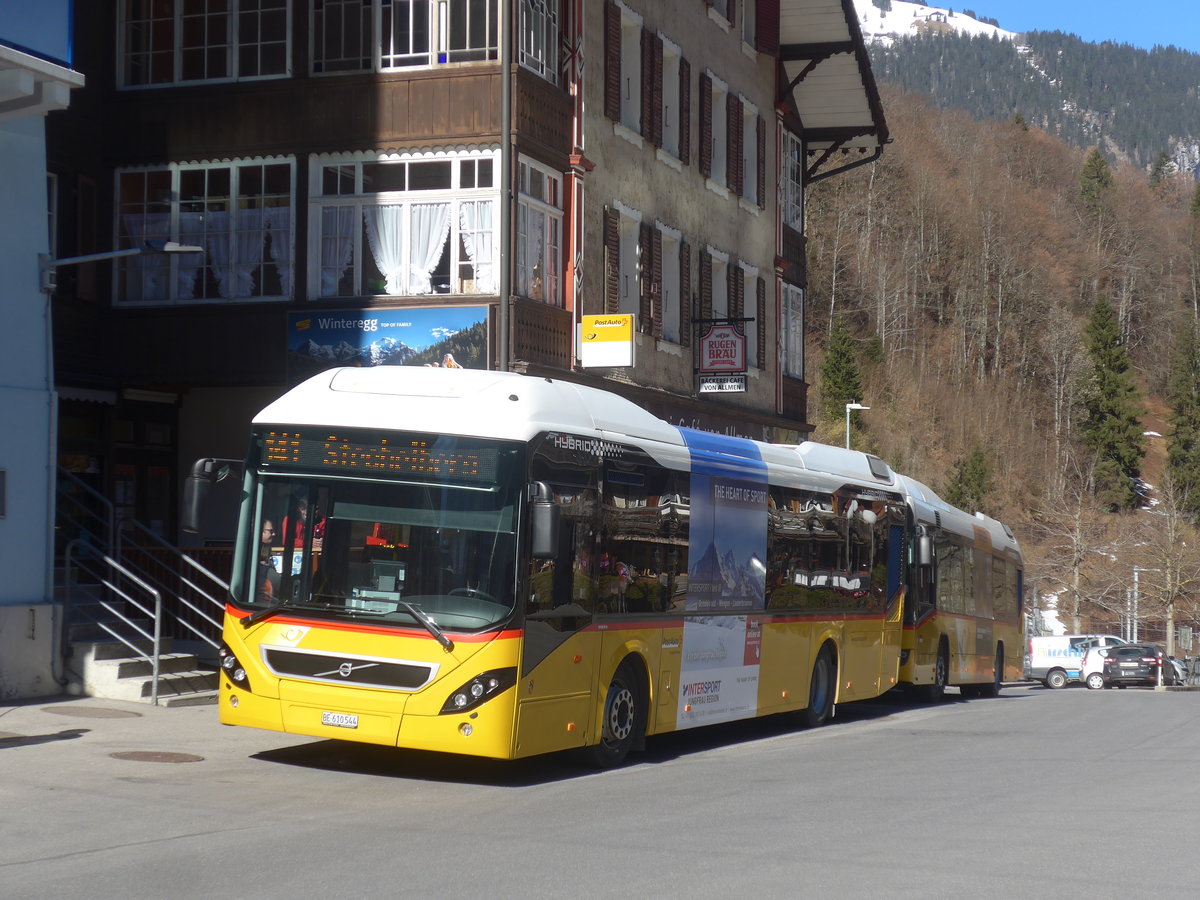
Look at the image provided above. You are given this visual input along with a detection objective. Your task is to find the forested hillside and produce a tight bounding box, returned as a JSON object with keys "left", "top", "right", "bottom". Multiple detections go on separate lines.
{"left": 804, "top": 87, "right": 1200, "bottom": 638}
{"left": 866, "top": 29, "right": 1200, "bottom": 177}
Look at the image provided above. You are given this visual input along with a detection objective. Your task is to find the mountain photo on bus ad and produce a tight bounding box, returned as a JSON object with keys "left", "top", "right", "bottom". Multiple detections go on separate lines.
{"left": 685, "top": 473, "right": 768, "bottom": 612}
{"left": 287, "top": 305, "right": 488, "bottom": 381}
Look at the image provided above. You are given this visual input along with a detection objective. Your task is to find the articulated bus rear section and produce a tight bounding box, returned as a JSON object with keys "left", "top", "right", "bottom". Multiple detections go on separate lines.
{"left": 895, "top": 475, "right": 1025, "bottom": 701}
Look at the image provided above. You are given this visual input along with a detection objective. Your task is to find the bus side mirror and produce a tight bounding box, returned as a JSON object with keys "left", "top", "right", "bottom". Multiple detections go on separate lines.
{"left": 182, "top": 458, "right": 242, "bottom": 533}
{"left": 917, "top": 533, "right": 933, "bottom": 568}
{"left": 529, "top": 481, "right": 561, "bottom": 560}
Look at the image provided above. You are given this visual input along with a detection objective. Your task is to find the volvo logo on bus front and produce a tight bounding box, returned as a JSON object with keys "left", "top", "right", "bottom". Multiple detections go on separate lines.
{"left": 339, "top": 662, "right": 354, "bottom": 678}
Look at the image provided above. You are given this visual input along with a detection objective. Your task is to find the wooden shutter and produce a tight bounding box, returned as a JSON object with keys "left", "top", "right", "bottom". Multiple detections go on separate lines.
{"left": 756, "top": 114, "right": 766, "bottom": 208}
{"left": 639, "top": 221, "right": 653, "bottom": 333}
{"left": 679, "top": 57, "right": 691, "bottom": 165}
{"left": 728, "top": 93, "right": 742, "bottom": 194}
{"left": 700, "top": 250, "right": 713, "bottom": 322}
{"left": 604, "top": 207, "right": 620, "bottom": 314}
{"left": 756, "top": 276, "right": 768, "bottom": 369}
{"left": 644, "top": 31, "right": 663, "bottom": 147}
{"left": 729, "top": 261, "right": 743, "bottom": 321}
{"left": 755, "top": 0, "right": 779, "bottom": 53}
{"left": 680, "top": 241, "right": 692, "bottom": 347}
{"left": 699, "top": 72, "right": 712, "bottom": 178}
{"left": 604, "top": 1, "right": 620, "bottom": 122}
{"left": 651, "top": 226, "right": 663, "bottom": 338}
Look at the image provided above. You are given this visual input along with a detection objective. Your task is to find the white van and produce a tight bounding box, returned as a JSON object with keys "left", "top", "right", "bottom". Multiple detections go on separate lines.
{"left": 1024, "top": 634, "right": 1127, "bottom": 688}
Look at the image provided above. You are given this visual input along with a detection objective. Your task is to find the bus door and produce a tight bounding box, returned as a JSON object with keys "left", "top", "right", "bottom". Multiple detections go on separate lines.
{"left": 515, "top": 440, "right": 602, "bottom": 756}
{"left": 837, "top": 490, "right": 894, "bottom": 701}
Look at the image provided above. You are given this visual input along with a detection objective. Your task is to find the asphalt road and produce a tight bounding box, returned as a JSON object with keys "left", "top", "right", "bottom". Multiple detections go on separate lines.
{"left": 3, "top": 683, "right": 1197, "bottom": 898}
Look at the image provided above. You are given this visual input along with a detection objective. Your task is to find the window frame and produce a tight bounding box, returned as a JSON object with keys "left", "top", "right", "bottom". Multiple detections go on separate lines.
{"left": 519, "top": 0, "right": 559, "bottom": 85}
{"left": 114, "top": 158, "right": 296, "bottom": 306}
{"left": 311, "top": 0, "right": 499, "bottom": 75}
{"left": 308, "top": 149, "right": 501, "bottom": 300}
{"left": 516, "top": 157, "right": 564, "bottom": 306}
{"left": 118, "top": 0, "right": 292, "bottom": 89}
{"left": 782, "top": 282, "right": 803, "bottom": 379}
{"left": 782, "top": 130, "right": 804, "bottom": 231}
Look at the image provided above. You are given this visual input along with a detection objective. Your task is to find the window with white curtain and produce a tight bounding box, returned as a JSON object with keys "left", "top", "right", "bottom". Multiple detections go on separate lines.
{"left": 516, "top": 158, "right": 562, "bottom": 305}
{"left": 312, "top": 0, "right": 498, "bottom": 74}
{"left": 116, "top": 160, "right": 294, "bottom": 305}
{"left": 119, "top": 0, "right": 290, "bottom": 87}
{"left": 519, "top": 0, "right": 558, "bottom": 84}
{"left": 783, "top": 283, "right": 804, "bottom": 379}
{"left": 310, "top": 151, "right": 499, "bottom": 298}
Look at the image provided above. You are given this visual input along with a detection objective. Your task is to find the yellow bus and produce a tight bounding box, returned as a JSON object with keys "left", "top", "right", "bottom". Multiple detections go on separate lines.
{"left": 189, "top": 366, "right": 924, "bottom": 766}
{"left": 894, "top": 475, "right": 1024, "bottom": 701}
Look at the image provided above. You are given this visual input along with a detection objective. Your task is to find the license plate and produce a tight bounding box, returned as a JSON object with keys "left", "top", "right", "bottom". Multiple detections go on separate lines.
{"left": 1120, "top": 662, "right": 1138, "bottom": 668}
{"left": 321, "top": 711, "right": 359, "bottom": 729}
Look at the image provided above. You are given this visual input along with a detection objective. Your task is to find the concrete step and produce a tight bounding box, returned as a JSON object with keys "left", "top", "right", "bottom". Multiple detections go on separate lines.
{"left": 66, "top": 640, "right": 216, "bottom": 706}
{"left": 138, "top": 669, "right": 219, "bottom": 701}
{"left": 112, "top": 652, "right": 200, "bottom": 679}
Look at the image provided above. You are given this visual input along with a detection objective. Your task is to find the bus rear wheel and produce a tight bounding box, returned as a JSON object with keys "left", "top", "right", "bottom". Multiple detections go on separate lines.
{"left": 583, "top": 659, "right": 643, "bottom": 768}
{"left": 801, "top": 648, "right": 835, "bottom": 728}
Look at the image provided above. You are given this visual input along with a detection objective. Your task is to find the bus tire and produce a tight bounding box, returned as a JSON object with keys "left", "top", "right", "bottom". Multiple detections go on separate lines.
{"left": 801, "top": 647, "right": 835, "bottom": 728}
{"left": 975, "top": 645, "right": 1004, "bottom": 698}
{"left": 583, "top": 658, "right": 644, "bottom": 768}
{"left": 916, "top": 642, "right": 949, "bottom": 703}
{"left": 1045, "top": 669, "right": 1068, "bottom": 690}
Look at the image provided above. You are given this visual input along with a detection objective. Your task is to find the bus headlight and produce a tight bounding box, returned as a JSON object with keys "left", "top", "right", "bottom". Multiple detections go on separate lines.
{"left": 219, "top": 643, "right": 251, "bottom": 691}
{"left": 439, "top": 668, "right": 516, "bottom": 715}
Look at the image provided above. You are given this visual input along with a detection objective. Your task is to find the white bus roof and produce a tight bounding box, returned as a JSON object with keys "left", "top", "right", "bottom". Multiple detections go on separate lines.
{"left": 254, "top": 368, "right": 936, "bottom": 501}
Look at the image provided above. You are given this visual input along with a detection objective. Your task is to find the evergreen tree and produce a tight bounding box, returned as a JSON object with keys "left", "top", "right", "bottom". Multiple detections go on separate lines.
{"left": 1149, "top": 150, "right": 1172, "bottom": 186}
{"left": 1080, "top": 298, "right": 1145, "bottom": 509}
{"left": 1166, "top": 321, "right": 1200, "bottom": 517}
{"left": 1079, "top": 147, "right": 1115, "bottom": 218}
{"left": 944, "top": 447, "right": 991, "bottom": 514}
{"left": 819, "top": 318, "right": 864, "bottom": 428}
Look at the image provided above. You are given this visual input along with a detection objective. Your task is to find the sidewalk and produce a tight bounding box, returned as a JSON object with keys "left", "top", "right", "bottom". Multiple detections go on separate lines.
{"left": 0, "top": 694, "right": 311, "bottom": 771}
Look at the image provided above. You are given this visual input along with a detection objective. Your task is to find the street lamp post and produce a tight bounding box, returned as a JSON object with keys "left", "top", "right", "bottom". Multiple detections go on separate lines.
{"left": 845, "top": 402, "right": 869, "bottom": 449}
{"left": 38, "top": 240, "right": 203, "bottom": 292}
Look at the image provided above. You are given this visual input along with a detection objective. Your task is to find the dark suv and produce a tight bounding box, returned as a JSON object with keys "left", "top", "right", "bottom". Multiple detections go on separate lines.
{"left": 1099, "top": 643, "right": 1177, "bottom": 688}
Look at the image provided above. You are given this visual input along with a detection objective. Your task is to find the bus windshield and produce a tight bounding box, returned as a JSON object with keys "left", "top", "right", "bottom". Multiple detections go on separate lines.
{"left": 240, "top": 459, "right": 521, "bottom": 632}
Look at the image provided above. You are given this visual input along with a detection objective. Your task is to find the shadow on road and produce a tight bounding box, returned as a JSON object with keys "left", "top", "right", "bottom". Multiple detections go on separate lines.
{"left": 0, "top": 728, "right": 90, "bottom": 749}
{"left": 250, "top": 685, "right": 1036, "bottom": 786}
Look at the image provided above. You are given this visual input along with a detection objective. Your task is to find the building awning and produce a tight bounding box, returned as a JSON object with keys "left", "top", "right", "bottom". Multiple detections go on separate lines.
{"left": 0, "top": 42, "right": 84, "bottom": 123}
{"left": 779, "top": 0, "right": 889, "bottom": 182}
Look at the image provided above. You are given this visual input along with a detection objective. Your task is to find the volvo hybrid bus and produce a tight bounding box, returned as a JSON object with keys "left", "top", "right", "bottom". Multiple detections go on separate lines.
{"left": 185, "top": 366, "right": 982, "bottom": 765}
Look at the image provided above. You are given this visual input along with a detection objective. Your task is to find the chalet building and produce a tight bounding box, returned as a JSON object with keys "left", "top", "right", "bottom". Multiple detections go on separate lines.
{"left": 28, "top": 0, "right": 885, "bottom": 698}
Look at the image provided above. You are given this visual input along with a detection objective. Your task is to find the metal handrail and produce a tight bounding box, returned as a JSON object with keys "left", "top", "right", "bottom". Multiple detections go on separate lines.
{"left": 64, "top": 539, "right": 164, "bottom": 704}
{"left": 57, "top": 466, "right": 226, "bottom": 649}
{"left": 56, "top": 466, "right": 230, "bottom": 701}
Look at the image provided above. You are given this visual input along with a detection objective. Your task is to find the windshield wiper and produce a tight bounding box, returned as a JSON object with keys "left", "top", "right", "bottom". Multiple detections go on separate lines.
{"left": 242, "top": 600, "right": 337, "bottom": 628}
{"left": 397, "top": 600, "right": 455, "bottom": 652}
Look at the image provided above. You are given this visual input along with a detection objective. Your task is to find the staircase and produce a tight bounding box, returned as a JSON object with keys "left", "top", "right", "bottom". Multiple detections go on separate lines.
{"left": 57, "top": 468, "right": 228, "bottom": 706}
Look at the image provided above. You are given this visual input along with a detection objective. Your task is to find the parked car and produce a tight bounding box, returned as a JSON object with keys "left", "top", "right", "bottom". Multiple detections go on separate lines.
{"left": 1091, "top": 643, "right": 1176, "bottom": 688}
{"left": 1078, "top": 636, "right": 1130, "bottom": 688}
{"left": 1025, "top": 634, "right": 1126, "bottom": 688}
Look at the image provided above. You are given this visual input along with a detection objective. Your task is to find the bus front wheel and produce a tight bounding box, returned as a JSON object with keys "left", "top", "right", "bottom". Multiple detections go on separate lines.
{"left": 583, "top": 659, "right": 643, "bottom": 768}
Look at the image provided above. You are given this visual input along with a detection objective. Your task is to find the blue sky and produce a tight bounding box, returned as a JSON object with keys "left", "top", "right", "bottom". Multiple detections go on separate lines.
{"left": 972, "top": 1, "right": 1200, "bottom": 54}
